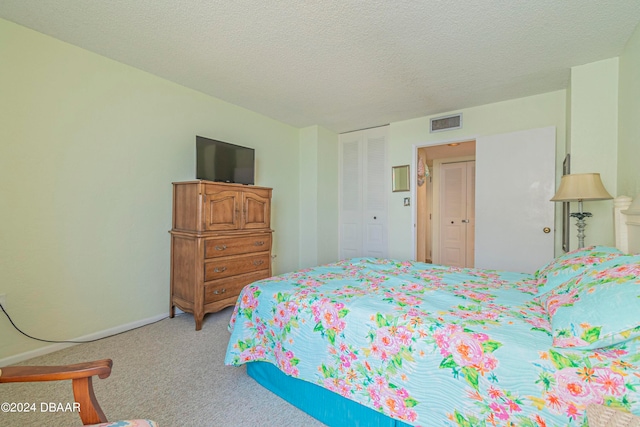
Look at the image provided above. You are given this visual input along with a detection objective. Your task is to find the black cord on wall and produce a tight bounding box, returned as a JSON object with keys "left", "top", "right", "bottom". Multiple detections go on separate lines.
{"left": 0, "top": 302, "right": 171, "bottom": 344}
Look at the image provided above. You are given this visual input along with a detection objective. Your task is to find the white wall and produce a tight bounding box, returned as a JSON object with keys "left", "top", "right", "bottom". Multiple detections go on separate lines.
{"left": 568, "top": 58, "right": 619, "bottom": 248}
{"left": 388, "top": 90, "right": 567, "bottom": 260}
{"left": 618, "top": 21, "right": 640, "bottom": 197}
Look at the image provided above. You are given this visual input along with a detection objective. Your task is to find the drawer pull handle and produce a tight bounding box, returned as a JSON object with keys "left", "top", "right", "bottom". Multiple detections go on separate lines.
{"left": 213, "top": 288, "right": 226, "bottom": 295}
{"left": 215, "top": 245, "right": 227, "bottom": 251}
{"left": 253, "top": 260, "right": 264, "bottom": 266}
{"left": 254, "top": 241, "right": 265, "bottom": 246}
{"left": 213, "top": 267, "right": 227, "bottom": 273}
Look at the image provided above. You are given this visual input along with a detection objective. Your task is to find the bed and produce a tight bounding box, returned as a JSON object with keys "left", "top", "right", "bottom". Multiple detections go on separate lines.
{"left": 224, "top": 195, "right": 640, "bottom": 426}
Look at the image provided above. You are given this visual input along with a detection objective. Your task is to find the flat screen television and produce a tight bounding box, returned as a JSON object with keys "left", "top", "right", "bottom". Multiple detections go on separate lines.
{"left": 196, "top": 136, "right": 255, "bottom": 185}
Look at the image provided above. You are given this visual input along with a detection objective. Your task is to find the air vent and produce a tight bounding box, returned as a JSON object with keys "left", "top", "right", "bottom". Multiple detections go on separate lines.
{"left": 430, "top": 113, "right": 462, "bottom": 133}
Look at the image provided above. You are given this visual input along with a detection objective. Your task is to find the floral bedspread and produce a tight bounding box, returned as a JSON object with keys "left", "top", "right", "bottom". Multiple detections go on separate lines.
{"left": 224, "top": 258, "right": 640, "bottom": 427}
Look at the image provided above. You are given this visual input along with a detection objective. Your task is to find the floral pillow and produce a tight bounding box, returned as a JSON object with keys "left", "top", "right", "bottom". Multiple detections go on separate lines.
{"left": 533, "top": 245, "right": 624, "bottom": 296}
{"left": 538, "top": 254, "right": 640, "bottom": 349}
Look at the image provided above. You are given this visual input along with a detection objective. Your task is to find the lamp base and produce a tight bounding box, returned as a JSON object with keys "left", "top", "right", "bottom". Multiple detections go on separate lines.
{"left": 570, "top": 212, "right": 592, "bottom": 248}
{"left": 570, "top": 212, "right": 592, "bottom": 221}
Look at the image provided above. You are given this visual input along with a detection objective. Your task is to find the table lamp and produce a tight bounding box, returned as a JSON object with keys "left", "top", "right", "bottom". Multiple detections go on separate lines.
{"left": 550, "top": 173, "right": 613, "bottom": 248}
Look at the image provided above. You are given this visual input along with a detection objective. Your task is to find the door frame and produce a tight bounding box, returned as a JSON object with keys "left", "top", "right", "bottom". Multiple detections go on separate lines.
{"left": 411, "top": 136, "right": 479, "bottom": 261}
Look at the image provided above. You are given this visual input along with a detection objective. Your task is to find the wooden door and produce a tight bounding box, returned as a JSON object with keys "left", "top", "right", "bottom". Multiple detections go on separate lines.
{"left": 475, "top": 126, "right": 556, "bottom": 273}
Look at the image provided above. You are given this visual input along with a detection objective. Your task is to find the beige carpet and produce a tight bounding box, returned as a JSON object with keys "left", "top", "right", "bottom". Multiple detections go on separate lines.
{"left": 0, "top": 308, "right": 326, "bottom": 427}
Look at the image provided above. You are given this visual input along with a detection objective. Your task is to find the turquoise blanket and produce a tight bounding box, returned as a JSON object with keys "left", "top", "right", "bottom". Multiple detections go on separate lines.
{"left": 225, "top": 258, "right": 640, "bottom": 426}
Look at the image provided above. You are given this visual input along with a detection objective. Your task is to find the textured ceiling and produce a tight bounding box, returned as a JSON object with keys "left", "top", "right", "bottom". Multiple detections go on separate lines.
{"left": 1, "top": 1, "right": 640, "bottom": 133}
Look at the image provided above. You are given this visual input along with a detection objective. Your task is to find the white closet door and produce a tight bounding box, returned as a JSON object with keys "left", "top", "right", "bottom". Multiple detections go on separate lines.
{"left": 475, "top": 126, "right": 556, "bottom": 273}
{"left": 339, "top": 126, "right": 389, "bottom": 260}
{"left": 362, "top": 127, "right": 388, "bottom": 258}
{"left": 339, "top": 134, "right": 363, "bottom": 259}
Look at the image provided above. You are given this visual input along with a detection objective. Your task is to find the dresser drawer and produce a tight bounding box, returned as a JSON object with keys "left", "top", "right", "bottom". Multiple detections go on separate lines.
{"left": 204, "top": 234, "right": 271, "bottom": 259}
{"left": 204, "top": 270, "right": 271, "bottom": 304}
{"left": 204, "top": 252, "right": 270, "bottom": 281}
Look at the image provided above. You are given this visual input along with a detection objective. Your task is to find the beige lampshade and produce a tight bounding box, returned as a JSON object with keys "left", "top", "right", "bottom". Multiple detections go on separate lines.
{"left": 550, "top": 173, "right": 613, "bottom": 202}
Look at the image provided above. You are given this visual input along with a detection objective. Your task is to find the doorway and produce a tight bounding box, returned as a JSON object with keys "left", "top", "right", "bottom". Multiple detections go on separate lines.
{"left": 415, "top": 140, "right": 476, "bottom": 266}
{"left": 414, "top": 126, "right": 556, "bottom": 273}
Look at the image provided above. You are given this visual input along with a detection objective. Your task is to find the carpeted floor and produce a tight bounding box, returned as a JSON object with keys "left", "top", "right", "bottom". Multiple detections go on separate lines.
{"left": 0, "top": 308, "right": 327, "bottom": 427}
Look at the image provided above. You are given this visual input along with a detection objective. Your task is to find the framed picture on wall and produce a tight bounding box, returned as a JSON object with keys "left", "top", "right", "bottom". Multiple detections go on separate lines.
{"left": 392, "top": 165, "right": 410, "bottom": 192}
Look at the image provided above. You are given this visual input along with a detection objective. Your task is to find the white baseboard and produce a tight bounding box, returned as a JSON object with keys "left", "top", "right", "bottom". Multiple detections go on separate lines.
{"left": 0, "top": 311, "right": 178, "bottom": 366}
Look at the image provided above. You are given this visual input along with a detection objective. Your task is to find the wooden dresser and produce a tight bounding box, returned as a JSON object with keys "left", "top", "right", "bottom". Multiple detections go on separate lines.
{"left": 169, "top": 180, "right": 273, "bottom": 330}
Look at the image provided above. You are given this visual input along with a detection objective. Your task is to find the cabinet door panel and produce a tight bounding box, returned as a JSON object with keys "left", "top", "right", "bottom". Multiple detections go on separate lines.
{"left": 243, "top": 192, "right": 271, "bottom": 229}
{"left": 203, "top": 190, "right": 240, "bottom": 230}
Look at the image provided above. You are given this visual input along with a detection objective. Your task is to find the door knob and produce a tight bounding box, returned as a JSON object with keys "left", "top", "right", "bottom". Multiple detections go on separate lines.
{"left": 543, "top": 227, "right": 551, "bottom": 233}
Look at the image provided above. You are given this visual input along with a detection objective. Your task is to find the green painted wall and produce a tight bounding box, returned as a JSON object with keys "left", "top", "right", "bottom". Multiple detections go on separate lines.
{"left": 568, "top": 58, "right": 619, "bottom": 248}
{"left": 316, "top": 126, "right": 339, "bottom": 265}
{"left": 299, "top": 127, "right": 319, "bottom": 267}
{"left": 619, "top": 22, "right": 640, "bottom": 197}
{"left": 0, "top": 18, "right": 301, "bottom": 360}
{"left": 388, "top": 90, "right": 567, "bottom": 261}
{"left": 299, "top": 126, "right": 339, "bottom": 268}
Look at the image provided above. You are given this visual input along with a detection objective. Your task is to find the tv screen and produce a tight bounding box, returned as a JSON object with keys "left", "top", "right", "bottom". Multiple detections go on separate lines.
{"left": 196, "top": 136, "right": 255, "bottom": 185}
